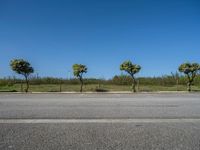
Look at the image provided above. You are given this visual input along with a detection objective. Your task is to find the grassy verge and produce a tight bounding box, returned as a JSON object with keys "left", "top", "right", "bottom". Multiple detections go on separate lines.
{"left": 0, "top": 84, "right": 200, "bottom": 92}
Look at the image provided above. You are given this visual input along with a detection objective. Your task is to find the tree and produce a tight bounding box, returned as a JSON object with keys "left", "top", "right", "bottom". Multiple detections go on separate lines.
{"left": 120, "top": 60, "right": 141, "bottom": 92}
{"left": 72, "top": 64, "right": 87, "bottom": 92}
{"left": 178, "top": 62, "right": 200, "bottom": 92}
{"left": 10, "top": 59, "right": 34, "bottom": 93}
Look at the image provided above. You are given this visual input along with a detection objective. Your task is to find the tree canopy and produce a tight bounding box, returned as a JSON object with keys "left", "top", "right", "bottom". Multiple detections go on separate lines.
{"left": 120, "top": 60, "right": 141, "bottom": 92}
{"left": 10, "top": 59, "right": 34, "bottom": 76}
{"left": 10, "top": 59, "right": 34, "bottom": 92}
{"left": 179, "top": 63, "right": 200, "bottom": 75}
{"left": 178, "top": 62, "right": 200, "bottom": 91}
{"left": 73, "top": 64, "right": 87, "bottom": 92}
{"left": 120, "top": 61, "right": 141, "bottom": 77}
{"left": 73, "top": 64, "right": 87, "bottom": 77}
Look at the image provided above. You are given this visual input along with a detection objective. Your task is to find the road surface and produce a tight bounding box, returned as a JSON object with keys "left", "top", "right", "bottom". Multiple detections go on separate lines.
{"left": 0, "top": 93, "right": 200, "bottom": 150}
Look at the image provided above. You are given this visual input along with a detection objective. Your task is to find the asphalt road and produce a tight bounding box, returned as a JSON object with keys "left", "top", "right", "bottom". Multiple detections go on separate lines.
{"left": 0, "top": 93, "right": 200, "bottom": 150}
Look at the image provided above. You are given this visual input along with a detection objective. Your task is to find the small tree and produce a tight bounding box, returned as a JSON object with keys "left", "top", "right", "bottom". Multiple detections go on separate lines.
{"left": 72, "top": 64, "right": 87, "bottom": 92}
{"left": 10, "top": 59, "right": 34, "bottom": 93}
{"left": 178, "top": 63, "right": 200, "bottom": 92}
{"left": 120, "top": 60, "right": 141, "bottom": 92}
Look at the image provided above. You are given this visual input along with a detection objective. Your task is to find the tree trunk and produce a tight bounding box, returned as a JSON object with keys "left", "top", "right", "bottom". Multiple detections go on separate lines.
{"left": 186, "top": 74, "right": 193, "bottom": 92}
{"left": 137, "top": 79, "right": 140, "bottom": 92}
{"left": 24, "top": 75, "right": 29, "bottom": 93}
{"left": 131, "top": 75, "right": 136, "bottom": 93}
{"left": 187, "top": 81, "right": 191, "bottom": 92}
{"left": 80, "top": 77, "right": 83, "bottom": 92}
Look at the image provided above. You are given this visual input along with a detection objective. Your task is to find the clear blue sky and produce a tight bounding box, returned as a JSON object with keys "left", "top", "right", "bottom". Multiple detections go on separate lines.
{"left": 0, "top": 0, "right": 200, "bottom": 79}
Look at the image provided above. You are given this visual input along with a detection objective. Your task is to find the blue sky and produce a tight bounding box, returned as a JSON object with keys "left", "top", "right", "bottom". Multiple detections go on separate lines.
{"left": 0, "top": 0, "right": 200, "bottom": 79}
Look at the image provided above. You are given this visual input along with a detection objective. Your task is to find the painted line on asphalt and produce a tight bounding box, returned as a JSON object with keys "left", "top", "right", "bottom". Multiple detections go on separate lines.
{"left": 0, "top": 118, "right": 200, "bottom": 124}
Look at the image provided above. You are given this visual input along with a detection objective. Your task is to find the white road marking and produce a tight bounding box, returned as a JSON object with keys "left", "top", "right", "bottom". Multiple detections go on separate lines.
{"left": 0, "top": 118, "right": 200, "bottom": 124}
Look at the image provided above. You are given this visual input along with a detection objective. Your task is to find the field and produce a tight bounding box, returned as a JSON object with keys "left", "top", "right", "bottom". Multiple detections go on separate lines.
{"left": 0, "top": 83, "right": 200, "bottom": 92}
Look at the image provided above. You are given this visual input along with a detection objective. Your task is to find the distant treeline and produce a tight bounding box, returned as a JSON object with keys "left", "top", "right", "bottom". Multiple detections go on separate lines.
{"left": 1, "top": 74, "right": 200, "bottom": 86}
{"left": 112, "top": 75, "right": 200, "bottom": 86}
{"left": 0, "top": 77, "right": 107, "bottom": 86}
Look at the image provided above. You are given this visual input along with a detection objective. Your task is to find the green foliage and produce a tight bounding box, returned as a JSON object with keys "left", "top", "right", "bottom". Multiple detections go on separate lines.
{"left": 111, "top": 75, "right": 133, "bottom": 85}
{"left": 72, "top": 64, "right": 87, "bottom": 92}
{"left": 111, "top": 75, "right": 178, "bottom": 86}
{"left": 179, "top": 63, "right": 200, "bottom": 75}
{"left": 0, "top": 77, "right": 15, "bottom": 86}
{"left": 10, "top": 59, "right": 34, "bottom": 92}
{"left": 10, "top": 59, "right": 34, "bottom": 76}
{"left": 73, "top": 64, "right": 87, "bottom": 77}
{"left": 0, "top": 75, "right": 200, "bottom": 92}
{"left": 178, "top": 62, "right": 200, "bottom": 91}
{"left": 120, "top": 60, "right": 141, "bottom": 92}
{"left": 0, "top": 59, "right": 199, "bottom": 92}
{"left": 120, "top": 61, "right": 141, "bottom": 76}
